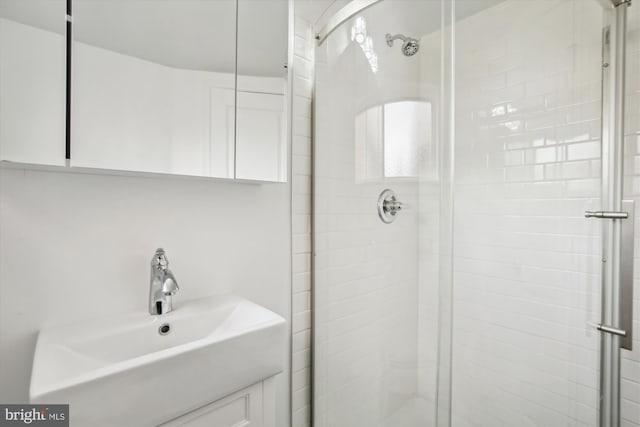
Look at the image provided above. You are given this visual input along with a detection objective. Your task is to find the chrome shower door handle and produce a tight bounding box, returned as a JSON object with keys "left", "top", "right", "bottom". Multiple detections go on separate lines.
{"left": 584, "top": 210, "right": 628, "bottom": 219}
{"left": 619, "top": 200, "right": 634, "bottom": 350}
{"left": 585, "top": 200, "right": 634, "bottom": 350}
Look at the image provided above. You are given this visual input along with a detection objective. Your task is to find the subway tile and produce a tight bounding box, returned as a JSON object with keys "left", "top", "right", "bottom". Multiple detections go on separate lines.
{"left": 293, "top": 291, "right": 311, "bottom": 314}
{"left": 293, "top": 310, "right": 312, "bottom": 334}
{"left": 567, "top": 141, "right": 601, "bottom": 161}
{"left": 291, "top": 12, "right": 313, "bottom": 426}
{"left": 293, "top": 136, "right": 312, "bottom": 155}
{"left": 293, "top": 214, "right": 311, "bottom": 235}
{"left": 292, "top": 154, "right": 312, "bottom": 176}
{"left": 292, "top": 195, "right": 311, "bottom": 215}
{"left": 294, "top": 75, "right": 313, "bottom": 98}
{"left": 293, "top": 233, "right": 311, "bottom": 255}
{"left": 292, "top": 386, "right": 311, "bottom": 412}
{"left": 292, "top": 367, "right": 311, "bottom": 391}
{"left": 293, "top": 95, "right": 312, "bottom": 119}
{"left": 293, "top": 348, "right": 311, "bottom": 372}
{"left": 292, "top": 272, "right": 311, "bottom": 294}
{"left": 293, "top": 56, "right": 313, "bottom": 80}
{"left": 292, "top": 253, "right": 311, "bottom": 274}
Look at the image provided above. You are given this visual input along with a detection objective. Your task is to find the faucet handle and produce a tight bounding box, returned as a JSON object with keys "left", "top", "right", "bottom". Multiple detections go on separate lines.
{"left": 162, "top": 275, "right": 179, "bottom": 295}
{"left": 151, "top": 248, "right": 169, "bottom": 269}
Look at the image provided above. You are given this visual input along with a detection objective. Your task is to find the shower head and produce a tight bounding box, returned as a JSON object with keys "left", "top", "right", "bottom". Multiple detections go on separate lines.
{"left": 385, "top": 33, "right": 419, "bottom": 56}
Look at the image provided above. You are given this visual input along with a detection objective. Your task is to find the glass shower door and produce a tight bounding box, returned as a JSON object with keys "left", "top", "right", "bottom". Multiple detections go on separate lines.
{"left": 446, "top": 1, "right": 637, "bottom": 426}
{"left": 314, "top": 0, "right": 638, "bottom": 426}
{"left": 313, "top": 1, "right": 444, "bottom": 426}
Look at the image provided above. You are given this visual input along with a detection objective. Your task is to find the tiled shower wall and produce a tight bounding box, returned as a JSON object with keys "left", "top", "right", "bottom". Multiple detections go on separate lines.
{"left": 290, "top": 12, "right": 314, "bottom": 427}
{"left": 312, "top": 0, "right": 429, "bottom": 423}
{"left": 445, "top": 1, "right": 640, "bottom": 426}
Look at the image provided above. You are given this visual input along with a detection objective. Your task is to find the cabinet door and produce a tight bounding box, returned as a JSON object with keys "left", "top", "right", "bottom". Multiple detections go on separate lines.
{"left": 0, "top": 0, "right": 66, "bottom": 166}
{"left": 159, "top": 382, "right": 263, "bottom": 427}
{"left": 235, "top": 0, "right": 288, "bottom": 182}
{"left": 235, "top": 91, "right": 286, "bottom": 182}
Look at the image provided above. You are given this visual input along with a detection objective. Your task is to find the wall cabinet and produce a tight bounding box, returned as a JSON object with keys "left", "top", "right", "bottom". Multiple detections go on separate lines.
{"left": 0, "top": 0, "right": 289, "bottom": 183}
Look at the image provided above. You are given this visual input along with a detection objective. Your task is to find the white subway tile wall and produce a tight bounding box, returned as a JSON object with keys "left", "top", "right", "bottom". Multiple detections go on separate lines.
{"left": 291, "top": 12, "right": 314, "bottom": 427}
{"left": 447, "top": 0, "right": 639, "bottom": 426}
{"left": 312, "top": 1, "right": 448, "bottom": 425}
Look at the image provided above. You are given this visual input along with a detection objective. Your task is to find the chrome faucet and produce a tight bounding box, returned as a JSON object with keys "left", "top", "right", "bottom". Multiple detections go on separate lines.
{"left": 149, "top": 248, "right": 179, "bottom": 315}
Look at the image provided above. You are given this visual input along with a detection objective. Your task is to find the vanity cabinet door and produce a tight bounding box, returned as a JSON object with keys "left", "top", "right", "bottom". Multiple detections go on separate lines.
{"left": 159, "top": 382, "right": 263, "bottom": 427}
{"left": 0, "top": 0, "right": 66, "bottom": 166}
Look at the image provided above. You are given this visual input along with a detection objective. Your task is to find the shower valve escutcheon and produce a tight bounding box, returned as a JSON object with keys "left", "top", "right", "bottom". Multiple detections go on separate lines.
{"left": 378, "top": 189, "right": 404, "bottom": 224}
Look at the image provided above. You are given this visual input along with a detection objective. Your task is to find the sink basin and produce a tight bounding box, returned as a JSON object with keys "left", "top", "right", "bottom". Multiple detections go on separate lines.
{"left": 30, "top": 294, "right": 286, "bottom": 426}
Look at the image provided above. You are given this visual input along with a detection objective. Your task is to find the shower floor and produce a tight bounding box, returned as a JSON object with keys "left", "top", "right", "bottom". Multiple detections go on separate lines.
{"left": 383, "top": 397, "right": 435, "bottom": 427}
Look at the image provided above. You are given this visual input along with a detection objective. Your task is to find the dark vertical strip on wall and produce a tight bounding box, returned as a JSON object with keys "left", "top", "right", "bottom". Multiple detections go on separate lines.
{"left": 65, "top": 0, "right": 72, "bottom": 160}
{"left": 233, "top": 0, "right": 239, "bottom": 178}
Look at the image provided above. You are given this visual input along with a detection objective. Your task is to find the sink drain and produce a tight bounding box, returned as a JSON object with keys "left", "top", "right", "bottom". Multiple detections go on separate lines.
{"left": 158, "top": 323, "right": 171, "bottom": 336}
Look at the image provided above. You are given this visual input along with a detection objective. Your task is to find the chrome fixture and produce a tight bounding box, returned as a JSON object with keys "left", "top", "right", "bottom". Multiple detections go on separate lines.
{"left": 316, "top": 0, "right": 383, "bottom": 44}
{"left": 611, "top": 0, "right": 632, "bottom": 7}
{"left": 585, "top": 200, "right": 635, "bottom": 351}
{"left": 597, "top": 324, "right": 627, "bottom": 337}
{"left": 585, "top": 210, "right": 629, "bottom": 219}
{"left": 149, "top": 248, "right": 179, "bottom": 315}
{"left": 597, "top": 3, "right": 632, "bottom": 423}
{"left": 385, "top": 33, "right": 419, "bottom": 56}
{"left": 378, "top": 189, "right": 404, "bottom": 224}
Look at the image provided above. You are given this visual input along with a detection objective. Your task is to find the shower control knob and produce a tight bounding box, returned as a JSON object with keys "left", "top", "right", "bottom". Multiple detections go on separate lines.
{"left": 377, "top": 189, "right": 404, "bottom": 224}
{"left": 384, "top": 199, "right": 404, "bottom": 213}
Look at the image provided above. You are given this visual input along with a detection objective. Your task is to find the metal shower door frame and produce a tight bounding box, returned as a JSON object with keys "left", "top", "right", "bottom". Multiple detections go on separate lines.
{"left": 592, "top": 1, "right": 633, "bottom": 426}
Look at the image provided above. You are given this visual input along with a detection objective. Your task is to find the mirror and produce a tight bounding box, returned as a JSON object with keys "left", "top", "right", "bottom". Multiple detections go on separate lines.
{"left": 0, "top": 0, "right": 289, "bottom": 182}
{"left": 0, "top": 0, "right": 66, "bottom": 166}
{"left": 236, "top": 0, "right": 288, "bottom": 182}
{"left": 71, "top": 0, "right": 238, "bottom": 178}
{"left": 71, "top": 0, "right": 289, "bottom": 181}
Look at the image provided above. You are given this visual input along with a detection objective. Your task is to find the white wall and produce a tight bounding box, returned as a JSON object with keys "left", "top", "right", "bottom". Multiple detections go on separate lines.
{"left": 0, "top": 166, "right": 292, "bottom": 423}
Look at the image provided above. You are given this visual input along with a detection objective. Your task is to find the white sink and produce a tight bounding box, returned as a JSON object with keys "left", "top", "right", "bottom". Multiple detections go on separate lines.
{"left": 30, "top": 294, "right": 286, "bottom": 426}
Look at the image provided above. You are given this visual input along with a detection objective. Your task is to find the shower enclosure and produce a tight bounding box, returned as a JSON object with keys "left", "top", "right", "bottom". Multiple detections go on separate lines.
{"left": 312, "top": 0, "right": 640, "bottom": 426}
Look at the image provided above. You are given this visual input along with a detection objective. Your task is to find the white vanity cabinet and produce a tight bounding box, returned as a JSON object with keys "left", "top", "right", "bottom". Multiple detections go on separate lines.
{"left": 159, "top": 377, "right": 276, "bottom": 427}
